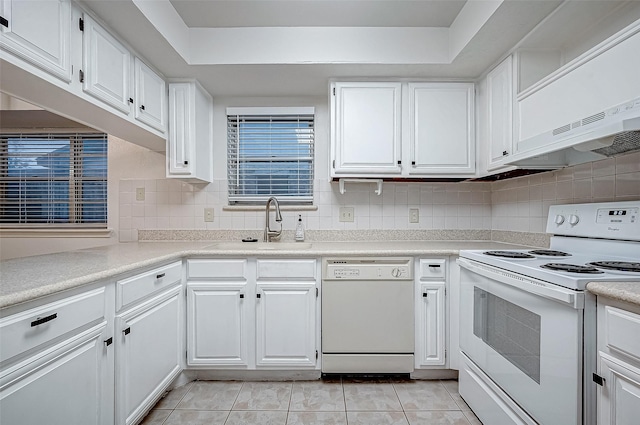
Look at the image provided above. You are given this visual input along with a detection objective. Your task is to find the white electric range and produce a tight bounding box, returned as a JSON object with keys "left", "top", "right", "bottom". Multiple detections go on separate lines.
{"left": 458, "top": 201, "right": 640, "bottom": 425}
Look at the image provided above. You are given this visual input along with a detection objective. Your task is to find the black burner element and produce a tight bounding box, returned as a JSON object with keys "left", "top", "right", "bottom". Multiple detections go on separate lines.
{"left": 484, "top": 251, "right": 535, "bottom": 259}
{"left": 541, "top": 263, "right": 604, "bottom": 274}
{"left": 588, "top": 261, "right": 640, "bottom": 273}
{"left": 529, "top": 250, "right": 571, "bottom": 257}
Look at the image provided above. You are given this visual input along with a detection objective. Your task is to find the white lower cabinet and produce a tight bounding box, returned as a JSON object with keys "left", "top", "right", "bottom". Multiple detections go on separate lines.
{"left": 0, "top": 325, "right": 112, "bottom": 425}
{"left": 415, "top": 259, "right": 447, "bottom": 369}
{"left": 116, "top": 284, "right": 182, "bottom": 425}
{"left": 415, "top": 282, "right": 445, "bottom": 367}
{"left": 256, "top": 282, "right": 317, "bottom": 367}
{"left": 187, "top": 282, "right": 249, "bottom": 367}
{"left": 0, "top": 285, "right": 114, "bottom": 425}
{"left": 597, "top": 299, "right": 640, "bottom": 425}
{"left": 186, "top": 258, "right": 319, "bottom": 370}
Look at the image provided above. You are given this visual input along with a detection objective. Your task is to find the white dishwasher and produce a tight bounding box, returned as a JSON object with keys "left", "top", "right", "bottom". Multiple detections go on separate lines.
{"left": 322, "top": 257, "right": 414, "bottom": 373}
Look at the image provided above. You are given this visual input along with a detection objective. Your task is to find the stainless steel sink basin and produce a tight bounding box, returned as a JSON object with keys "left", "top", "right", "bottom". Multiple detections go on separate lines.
{"left": 214, "top": 242, "right": 312, "bottom": 250}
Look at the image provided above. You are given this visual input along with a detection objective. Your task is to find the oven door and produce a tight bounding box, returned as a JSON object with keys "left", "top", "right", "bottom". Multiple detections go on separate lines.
{"left": 458, "top": 258, "right": 584, "bottom": 425}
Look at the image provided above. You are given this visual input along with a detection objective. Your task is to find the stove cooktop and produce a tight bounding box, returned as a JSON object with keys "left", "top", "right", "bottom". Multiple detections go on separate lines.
{"left": 461, "top": 247, "right": 640, "bottom": 290}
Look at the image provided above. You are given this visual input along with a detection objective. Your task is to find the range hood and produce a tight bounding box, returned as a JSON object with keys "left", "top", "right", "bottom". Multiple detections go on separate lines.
{"left": 507, "top": 97, "right": 640, "bottom": 167}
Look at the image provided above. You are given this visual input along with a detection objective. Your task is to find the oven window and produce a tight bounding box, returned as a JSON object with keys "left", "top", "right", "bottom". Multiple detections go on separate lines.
{"left": 473, "top": 287, "right": 541, "bottom": 384}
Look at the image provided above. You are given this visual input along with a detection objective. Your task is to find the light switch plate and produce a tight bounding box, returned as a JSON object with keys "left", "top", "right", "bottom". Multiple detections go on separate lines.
{"left": 135, "top": 187, "right": 145, "bottom": 201}
{"left": 204, "top": 208, "right": 214, "bottom": 222}
{"left": 339, "top": 207, "right": 354, "bottom": 222}
{"left": 409, "top": 208, "right": 419, "bottom": 223}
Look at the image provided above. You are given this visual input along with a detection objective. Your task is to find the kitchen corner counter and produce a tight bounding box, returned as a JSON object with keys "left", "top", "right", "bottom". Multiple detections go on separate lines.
{"left": 587, "top": 281, "right": 640, "bottom": 307}
{"left": 0, "top": 240, "right": 533, "bottom": 309}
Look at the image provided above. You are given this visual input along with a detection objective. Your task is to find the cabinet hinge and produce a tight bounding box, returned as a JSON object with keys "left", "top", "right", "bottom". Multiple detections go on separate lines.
{"left": 332, "top": 160, "right": 335, "bottom": 169}
{"left": 79, "top": 18, "right": 84, "bottom": 32}
{"left": 79, "top": 69, "right": 84, "bottom": 83}
{"left": 0, "top": 16, "right": 8, "bottom": 28}
{"left": 186, "top": 350, "right": 188, "bottom": 361}
{"left": 593, "top": 373, "right": 605, "bottom": 386}
{"left": 316, "top": 350, "right": 318, "bottom": 359}
{"left": 316, "top": 287, "right": 318, "bottom": 297}
{"left": 333, "top": 87, "right": 336, "bottom": 95}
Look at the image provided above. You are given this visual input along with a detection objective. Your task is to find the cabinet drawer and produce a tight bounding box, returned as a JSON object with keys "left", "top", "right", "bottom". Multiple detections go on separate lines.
{"left": 604, "top": 306, "right": 640, "bottom": 362}
{"left": 419, "top": 259, "right": 446, "bottom": 279}
{"left": 257, "top": 259, "right": 317, "bottom": 279}
{"left": 117, "top": 261, "right": 182, "bottom": 310}
{"left": 0, "top": 287, "right": 106, "bottom": 363}
{"left": 187, "top": 259, "right": 247, "bottom": 279}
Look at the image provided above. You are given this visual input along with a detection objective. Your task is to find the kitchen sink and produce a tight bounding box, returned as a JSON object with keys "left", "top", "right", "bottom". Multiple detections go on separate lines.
{"left": 214, "top": 242, "right": 312, "bottom": 250}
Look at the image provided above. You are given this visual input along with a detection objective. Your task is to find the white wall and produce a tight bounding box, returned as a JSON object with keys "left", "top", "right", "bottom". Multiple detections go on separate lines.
{"left": 3, "top": 97, "right": 639, "bottom": 258}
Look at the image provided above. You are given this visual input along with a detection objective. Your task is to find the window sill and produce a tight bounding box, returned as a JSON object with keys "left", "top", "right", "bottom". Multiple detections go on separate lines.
{"left": 0, "top": 228, "right": 113, "bottom": 238}
{"left": 223, "top": 205, "right": 318, "bottom": 212}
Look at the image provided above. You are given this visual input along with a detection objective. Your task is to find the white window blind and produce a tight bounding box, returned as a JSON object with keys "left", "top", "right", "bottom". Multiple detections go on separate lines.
{"left": 0, "top": 132, "right": 108, "bottom": 227}
{"left": 227, "top": 107, "right": 314, "bottom": 205}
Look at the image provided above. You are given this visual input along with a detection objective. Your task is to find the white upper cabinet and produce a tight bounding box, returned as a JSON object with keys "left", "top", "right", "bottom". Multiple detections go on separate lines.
{"left": 486, "top": 56, "right": 514, "bottom": 170}
{"left": 0, "top": 0, "right": 71, "bottom": 82}
{"left": 167, "top": 80, "right": 213, "bottom": 183}
{"left": 81, "top": 13, "right": 131, "bottom": 114}
{"left": 331, "top": 81, "right": 475, "bottom": 178}
{"left": 515, "top": 22, "right": 640, "bottom": 154}
{"left": 134, "top": 57, "right": 166, "bottom": 132}
{"left": 407, "top": 83, "right": 475, "bottom": 176}
{"left": 332, "top": 82, "right": 403, "bottom": 175}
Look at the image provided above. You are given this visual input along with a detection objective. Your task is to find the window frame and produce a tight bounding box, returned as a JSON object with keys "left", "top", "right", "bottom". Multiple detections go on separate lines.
{"left": 0, "top": 131, "right": 108, "bottom": 229}
{"left": 226, "top": 106, "right": 315, "bottom": 206}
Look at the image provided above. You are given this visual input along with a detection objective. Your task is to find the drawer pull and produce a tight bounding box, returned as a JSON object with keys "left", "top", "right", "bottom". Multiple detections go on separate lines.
{"left": 256, "top": 293, "right": 261, "bottom": 299}
{"left": 31, "top": 313, "right": 57, "bottom": 327}
{"left": 104, "top": 337, "right": 113, "bottom": 347}
{"left": 428, "top": 264, "right": 441, "bottom": 268}
{"left": 123, "top": 327, "right": 131, "bottom": 336}
{"left": 156, "top": 272, "right": 166, "bottom": 279}
{"left": 423, "top": 293, "right": 428, "bottom": 298}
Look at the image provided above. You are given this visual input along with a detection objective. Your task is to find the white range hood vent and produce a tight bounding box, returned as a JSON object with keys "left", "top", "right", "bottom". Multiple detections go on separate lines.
{"left": 509, "top": 97, "right": 640, "bottom": 167}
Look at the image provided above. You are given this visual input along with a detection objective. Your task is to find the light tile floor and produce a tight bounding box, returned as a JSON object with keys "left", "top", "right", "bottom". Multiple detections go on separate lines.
{"left": 141, "top": 378, "right": 482, "bottom": 425}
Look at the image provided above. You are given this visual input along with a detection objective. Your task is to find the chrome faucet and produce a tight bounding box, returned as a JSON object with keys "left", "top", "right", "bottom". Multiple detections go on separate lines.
{"left": 263, "top": 196, "right": 283, "bottom": 242}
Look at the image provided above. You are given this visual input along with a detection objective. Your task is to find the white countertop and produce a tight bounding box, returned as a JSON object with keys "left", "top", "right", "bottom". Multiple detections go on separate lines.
{"left": 0, "top": 240, "right": 528, "bottom": 308}
{"left": 586, "top": 281, "right": 640, "bottom": 307}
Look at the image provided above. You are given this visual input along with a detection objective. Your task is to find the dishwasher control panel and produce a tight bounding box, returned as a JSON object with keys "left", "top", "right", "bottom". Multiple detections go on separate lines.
{"left": 323, "top": 258, "right": 414, "bottom": 280}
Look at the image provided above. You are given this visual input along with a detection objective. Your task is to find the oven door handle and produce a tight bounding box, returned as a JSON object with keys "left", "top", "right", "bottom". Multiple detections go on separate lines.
{"left": 457, "top": 258, "right": 584, "bottom": 309}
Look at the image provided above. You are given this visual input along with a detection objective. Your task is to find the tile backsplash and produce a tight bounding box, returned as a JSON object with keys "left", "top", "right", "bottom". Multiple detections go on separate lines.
{"left": 491, "top": 151, "right": 640, "bottom": 233}
{"left": 119, "top": 151, "right": 640, "bottom": 242}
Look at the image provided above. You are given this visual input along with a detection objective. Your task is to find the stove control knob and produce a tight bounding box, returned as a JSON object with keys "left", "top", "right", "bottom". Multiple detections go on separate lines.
{"left": 555, "top": 215, "right": 565, "bottom": 225}
{"left": 569, "top": 214, "right": 580, "bottom": 226}
{"left": 391, "top": 268, "right": 403, "bottom": 278}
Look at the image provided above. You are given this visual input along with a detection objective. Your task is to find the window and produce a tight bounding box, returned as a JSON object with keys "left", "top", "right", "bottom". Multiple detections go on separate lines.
{"left": 0, "top": 132, "right": 108, "bottom": 227}
{"left": 227, "top": 107, "right": 314, "bottom": 205}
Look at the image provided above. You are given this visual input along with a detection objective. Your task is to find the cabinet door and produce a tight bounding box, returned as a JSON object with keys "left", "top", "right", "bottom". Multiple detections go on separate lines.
{"left": 82, "top": 14, "right": 131, "bottom": 114}
{"left": 0, "top": 0, "right": 71, "bottom": 81}
{"left": 415, "top": 282, "right": 446, "bottom": 367}
{"left": 598, "top": 353, "right": 640, "bottom": 425}
{"left": 167, "top": 82, "right": 193, "bottom": 175}
{"left": 0, "top": 324, "right": 113, "bottom": 425}
{"left": 187, "top": 283, "right": 248, "bottom": 366}
{"left": 134, "top": 57, "right": 166, "bottom": 132}
{"left": 487, "top": 56, "right": 514, "bottom": 169}
{"left": 408, "top": 83, "right": 475, "bottom": 175}
{"left": 256, "top": 282, "right": 317, "bottom": 368}
{"left": 332, "top": 82, "right": 402, "bottom": 175}
{"left": 116, "top": 286, "right": 181, "bottom": 425}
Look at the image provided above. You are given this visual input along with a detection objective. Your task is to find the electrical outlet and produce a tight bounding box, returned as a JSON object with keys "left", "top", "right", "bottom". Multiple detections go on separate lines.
{"left": 135, "top": 187, "right": 145, "bottom": 201}
{"left": 409, "top": 208, "right": 419, "bottom": 223}
{"left": 339, "top": 207, "right": 354, "bottom": 222}
{"left": 204, "top": 208, "right": 214, "bottom": 222}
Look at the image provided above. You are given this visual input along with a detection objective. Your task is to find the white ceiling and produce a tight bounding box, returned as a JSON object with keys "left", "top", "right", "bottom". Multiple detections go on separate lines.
{"left": 168, "top": 0, "right": 466, "bottom": 28}
{"left": 79, "top": 0, "right": 636, "bottom": 97}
